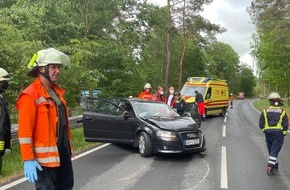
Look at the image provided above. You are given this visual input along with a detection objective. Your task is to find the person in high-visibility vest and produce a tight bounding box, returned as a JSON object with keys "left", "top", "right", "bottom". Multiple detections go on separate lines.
{"left": 0, "top": 68, "right": 11, "bottom": 175}
{"left": 259, "top": 92, "right": 288, "bottom": 176}
{"left": 16, "top": 48, "right": 74, "bottom": 189}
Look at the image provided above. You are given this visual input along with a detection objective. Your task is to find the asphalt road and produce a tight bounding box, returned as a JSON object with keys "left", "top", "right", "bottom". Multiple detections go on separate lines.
{"left": 2, "top": 99, "right": 290, "bottom": 190}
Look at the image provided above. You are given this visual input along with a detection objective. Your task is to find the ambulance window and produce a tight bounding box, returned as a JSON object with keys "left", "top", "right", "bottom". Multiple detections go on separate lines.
{"left": 206, "top": 87, "right": 212, "bottom": 99}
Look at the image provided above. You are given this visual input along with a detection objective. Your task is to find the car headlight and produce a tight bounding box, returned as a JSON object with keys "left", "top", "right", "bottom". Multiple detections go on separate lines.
{"left": 157, "top": 131, "right": 176, "bottom": 140}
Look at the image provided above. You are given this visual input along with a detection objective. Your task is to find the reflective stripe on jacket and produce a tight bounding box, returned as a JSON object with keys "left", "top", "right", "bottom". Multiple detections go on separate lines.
{"left": 16, "top": 78, "right": 73, "bottom": 167}
{"left": 261, "top": 106, "right": 287, "bottom": 135}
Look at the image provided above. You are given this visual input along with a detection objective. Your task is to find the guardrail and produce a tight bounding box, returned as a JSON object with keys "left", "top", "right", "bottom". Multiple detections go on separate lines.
{"left": 11, "top": 115, "right": 83, "bottom": 144}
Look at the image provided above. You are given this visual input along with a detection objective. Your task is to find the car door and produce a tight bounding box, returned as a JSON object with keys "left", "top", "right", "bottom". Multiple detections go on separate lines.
{"left": 83, "top": 97, "right": 136, "bottom": 144}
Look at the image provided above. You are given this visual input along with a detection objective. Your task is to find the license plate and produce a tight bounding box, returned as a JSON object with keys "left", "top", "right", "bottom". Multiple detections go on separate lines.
{"left": 185, "top": 139, "right": 199, "bottom": 146}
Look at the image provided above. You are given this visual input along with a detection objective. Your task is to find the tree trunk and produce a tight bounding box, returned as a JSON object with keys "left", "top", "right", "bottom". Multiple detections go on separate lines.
{"left": 178, "top": 0, "right": 186, "bottom": 90}
{"left": 165, "top": 0, "right": 171, "bottom": 90}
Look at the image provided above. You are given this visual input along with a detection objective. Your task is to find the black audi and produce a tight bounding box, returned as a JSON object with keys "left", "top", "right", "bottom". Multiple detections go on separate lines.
{"left": 82, "top": 97, "right": 206, "bottom": 157}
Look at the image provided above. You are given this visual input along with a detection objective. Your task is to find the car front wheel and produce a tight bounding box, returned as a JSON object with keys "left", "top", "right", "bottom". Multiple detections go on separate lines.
{"left": 138, "top": 132, "right": 153, "bottom": 157}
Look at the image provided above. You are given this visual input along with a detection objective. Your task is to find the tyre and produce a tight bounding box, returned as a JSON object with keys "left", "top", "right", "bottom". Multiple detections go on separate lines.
{"left": 138, "top": 132, "right": 153, "bottom": 157}
{"left": 219, "top": 107, "right": 227, "bottom": 117}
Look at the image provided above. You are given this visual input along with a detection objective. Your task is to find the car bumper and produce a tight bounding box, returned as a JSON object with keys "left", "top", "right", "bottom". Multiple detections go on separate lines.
{"left": 154, "top": 135, "right": 206, "bottom": 154}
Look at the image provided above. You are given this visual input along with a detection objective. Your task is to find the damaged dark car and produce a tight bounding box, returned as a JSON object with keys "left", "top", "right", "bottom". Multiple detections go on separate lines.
{"left": 83, "top": 97, "right": 206, "bottom": 157}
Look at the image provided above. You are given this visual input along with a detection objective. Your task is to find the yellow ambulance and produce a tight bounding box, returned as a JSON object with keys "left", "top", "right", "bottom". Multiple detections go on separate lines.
{"left": 180, "top": 77, "right": 229, "bottom": 117}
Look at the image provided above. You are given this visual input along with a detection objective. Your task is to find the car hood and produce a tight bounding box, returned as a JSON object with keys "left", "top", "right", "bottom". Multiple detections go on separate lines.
{"left": 146, "top": 117, "right": 198, "bottom": 132}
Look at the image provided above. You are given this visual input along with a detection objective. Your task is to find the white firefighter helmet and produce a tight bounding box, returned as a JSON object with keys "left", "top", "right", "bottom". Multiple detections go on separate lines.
{"left": 144, "top": 83, "right": 152, "bottom": 89}
{"left": 27, "top": 48, "right": 70, "bottom": 77}
{"left": 230, "top": 93, "right": 233, "bottom": 96}
{"left": 0, "top": 68, "right": 10, "bottom": 81}
{"left": 268, "top": 92, "right": 281, "bottom": 100}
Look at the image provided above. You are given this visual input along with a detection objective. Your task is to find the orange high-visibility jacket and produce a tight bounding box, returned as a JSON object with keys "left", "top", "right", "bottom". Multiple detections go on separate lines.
{"left": 138, "top": 91, "right": 155, "bottom": 100}
{"left": 229, "top": 95, "right": 235, "bottom": 102}
{"left": 16, "top": 78, "right": 73, "bottom": 167}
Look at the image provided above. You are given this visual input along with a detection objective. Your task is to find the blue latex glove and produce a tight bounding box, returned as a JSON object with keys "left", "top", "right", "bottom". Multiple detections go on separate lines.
{"left": 24, "top": 160, "right": 43, "bottom": 182}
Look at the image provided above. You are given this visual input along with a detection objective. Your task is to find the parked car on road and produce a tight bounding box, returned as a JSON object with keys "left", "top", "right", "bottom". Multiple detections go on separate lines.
{"left": 237, "top": 92, "right": 245, "bottom": 100}
{"left": 82, "top": 97, "right": 206, "bottom": 157}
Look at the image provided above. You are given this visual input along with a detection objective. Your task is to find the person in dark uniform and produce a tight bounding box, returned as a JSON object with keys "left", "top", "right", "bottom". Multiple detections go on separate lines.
{"left": 259, "top": 92, "right": 288, "bottom": 175}
{"left": 173, "top": 91, "right": 186, "bottom": 116}
{"left": 0, "top": 68, "right": 12, "bottom": 175}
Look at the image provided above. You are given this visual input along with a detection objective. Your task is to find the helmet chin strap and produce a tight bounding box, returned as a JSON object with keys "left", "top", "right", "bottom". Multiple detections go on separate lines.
{"left": 38, "top": 66, "right": 52, "bottom": 82}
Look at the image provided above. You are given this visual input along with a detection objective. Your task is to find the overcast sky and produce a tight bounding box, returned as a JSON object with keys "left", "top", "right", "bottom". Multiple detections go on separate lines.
{"left": 146, "top": 0, "right": 256, "bottom": 70}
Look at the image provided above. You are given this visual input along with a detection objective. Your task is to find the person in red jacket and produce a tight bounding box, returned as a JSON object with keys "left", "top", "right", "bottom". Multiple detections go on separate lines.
{"left": 154, "top": 86, "right": 166, "bottom": 103}
{"left": 17, "top": 48, "right": 74, "bottom": 189}
{"left": 166, "top": 86, "right": 175, "bottom": 107}
{"left": 138, "top": 83, "right": 155, "bottom": 100}
{"left": 195, "top": 90, "right": 206, "bottom": 120}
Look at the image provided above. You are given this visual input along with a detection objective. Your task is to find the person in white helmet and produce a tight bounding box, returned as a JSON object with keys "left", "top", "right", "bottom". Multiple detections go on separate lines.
{"left": 16, "top": 48, "right": 74, "bottom": 189}
{"left": 259, "top": 92, "right": 288, "bottom": 176}
{"left": 138, "top": 83, "right": 155, "bottom": 100}
{"left": 0, "top": 68, "right": 12, "bottom": 175}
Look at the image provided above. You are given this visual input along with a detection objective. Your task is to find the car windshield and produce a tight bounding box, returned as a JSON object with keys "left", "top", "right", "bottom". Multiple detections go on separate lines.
{"left": 180, "top": 86, "right": 206, "bottom": 97}
{"left": 133, "top": 102, "right": 180, "bottom": 118}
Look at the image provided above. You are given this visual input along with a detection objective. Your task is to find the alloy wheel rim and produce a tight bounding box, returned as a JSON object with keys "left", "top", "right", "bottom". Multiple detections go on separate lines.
{"left": 139, "top": 135, "right": 145, "bottom": 153}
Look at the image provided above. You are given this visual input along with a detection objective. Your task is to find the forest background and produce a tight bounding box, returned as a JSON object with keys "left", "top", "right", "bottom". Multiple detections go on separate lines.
{"left": 0, "top": 0, "right": 288, "bottom": 121}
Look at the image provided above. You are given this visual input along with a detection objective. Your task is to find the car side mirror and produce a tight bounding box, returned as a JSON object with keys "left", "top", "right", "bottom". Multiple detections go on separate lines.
{"left": 122, "top": 111, "right": 130, "bottom": 120}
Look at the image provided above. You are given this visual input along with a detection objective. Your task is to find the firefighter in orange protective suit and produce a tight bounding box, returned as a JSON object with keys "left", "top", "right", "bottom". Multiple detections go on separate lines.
{"left": 138, "top": 83, "right": 156, "bottom": 100}
{"left": 16, "top": 48, "right": 74, "bottom": 189}
{"left": 229, "top": 93, "right": 235, "bottom": 108}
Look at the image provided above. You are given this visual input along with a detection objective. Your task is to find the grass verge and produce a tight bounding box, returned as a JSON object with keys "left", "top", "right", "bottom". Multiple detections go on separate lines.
{"left": 0, "top": 127, "right": 97, "bottom": 184}
{"left": 251, "top": 98, "right": 290, "bottom": 113}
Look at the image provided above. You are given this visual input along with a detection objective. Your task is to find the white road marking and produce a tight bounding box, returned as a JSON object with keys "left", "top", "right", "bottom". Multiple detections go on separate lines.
{"left": 72, "top": 143, "right": 111, "bottom": 161}
{"left": 0, "top": 143, "right": 111, "bottom": 190}
{"left": 250, "top": 100, "right": 261, "bottom": 114}
{"left": 224, "top": 116, "right": 227, "bottom": 123}
{"left": 222, "top": 125, "right": 226, "bottom": 137}
{"left": 0, "top": 178, "right": 27, "bottom": 190}
{"left": 221, "top": 146, "right": 228, "bottom": 189}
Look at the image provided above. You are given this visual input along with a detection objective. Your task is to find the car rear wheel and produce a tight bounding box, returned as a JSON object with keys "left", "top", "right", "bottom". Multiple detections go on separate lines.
{"left": 138, "top": 132, "right": 153, "bottom": 157}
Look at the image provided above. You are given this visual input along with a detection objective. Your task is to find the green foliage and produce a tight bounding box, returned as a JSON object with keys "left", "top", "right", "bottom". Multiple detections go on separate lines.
{"left": 1, "top": 144, "right": 22, "bottom": 180}
{"left": 0, "top": 0, "right": 256, "bottom": 110}
{"left": 206, "top": 42, "right": 241, "bottom": 92}
{"left": 248, "top": 0, "right": 290, "bottom": 97}
{"left": 239, "top": 66, "right": 256, "bottom": 97}
{"left": 252, "top": 98, "right": 290, "bottom": 113}
{"left": 0, "top": 127, "right": 97, "bottom": 181}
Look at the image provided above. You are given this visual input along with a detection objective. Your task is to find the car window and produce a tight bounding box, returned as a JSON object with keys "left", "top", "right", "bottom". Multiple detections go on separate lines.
{"left": 205, "top": 87, "right": 212, "bottom": 99}
{"left": 133, "top": 102, "right": 180, "bottom": 118}
{"left": 119, "top": 101, "right": 135, "bottom": 117}
{"left": 86, "top": 97, "right": 120, "bottom": 115}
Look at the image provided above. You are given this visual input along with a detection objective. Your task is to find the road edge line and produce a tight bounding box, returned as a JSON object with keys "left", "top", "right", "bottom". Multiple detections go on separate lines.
{"left": 0, "top": 143, "right": 111, "bottom": 190}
